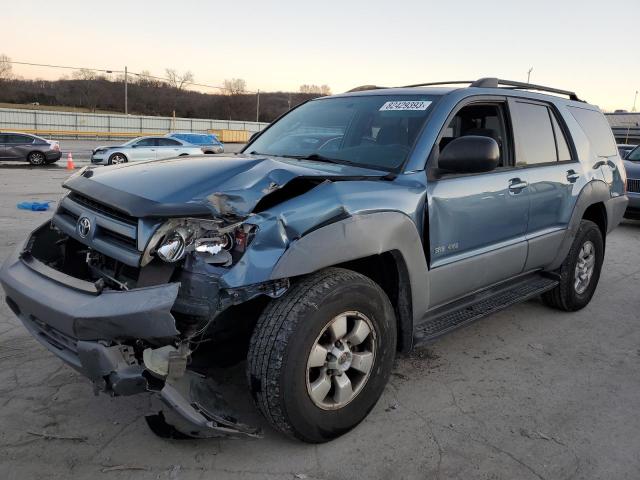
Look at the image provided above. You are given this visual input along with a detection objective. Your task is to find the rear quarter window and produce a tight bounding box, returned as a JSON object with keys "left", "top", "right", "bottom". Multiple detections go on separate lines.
{"left": 568, "top": 106, "right": 617, "bottom": 157}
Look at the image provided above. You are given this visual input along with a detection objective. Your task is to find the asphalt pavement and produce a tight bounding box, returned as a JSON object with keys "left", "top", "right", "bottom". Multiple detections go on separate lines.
{"left": 0, "top": 165, "right": 639, "bottom": 479}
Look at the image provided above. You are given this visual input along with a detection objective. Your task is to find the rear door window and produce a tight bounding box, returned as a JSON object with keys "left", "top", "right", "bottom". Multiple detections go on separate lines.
{"left": 550, "top": 112, "right": 572, "bottom": 161}
{"left": 157, "top": 138, "right": 181, "bottom": 146}
{"left": 512, "top": 101, "right": 558, "bottom": 166}
{"left": 567, "top": 106, "right": 617, "bottom": 157}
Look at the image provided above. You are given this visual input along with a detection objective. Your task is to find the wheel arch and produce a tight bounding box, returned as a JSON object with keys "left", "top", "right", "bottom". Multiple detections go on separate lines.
{"left": 270, "top": 211, "right": 429, "bottom": 352}
{"left": 334, "top": 251, "right": 414, "bottom": 352}
{"left": 547, "top": 180, "right": 611, "bottom": 271}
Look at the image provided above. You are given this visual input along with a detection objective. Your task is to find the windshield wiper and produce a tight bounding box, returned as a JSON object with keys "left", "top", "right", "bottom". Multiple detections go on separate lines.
{"left": 283, "top": 153, "right": 343, "bottom": 164}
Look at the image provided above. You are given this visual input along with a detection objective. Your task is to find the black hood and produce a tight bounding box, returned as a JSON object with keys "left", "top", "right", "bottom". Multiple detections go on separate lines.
{"left": 64, "top": 154, "right": 387, "bottom": 218}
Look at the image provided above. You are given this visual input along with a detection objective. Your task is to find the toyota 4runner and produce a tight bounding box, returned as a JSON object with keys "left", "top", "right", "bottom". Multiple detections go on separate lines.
{"left": 0, "top": 78, "right": 628, "bottom": 443}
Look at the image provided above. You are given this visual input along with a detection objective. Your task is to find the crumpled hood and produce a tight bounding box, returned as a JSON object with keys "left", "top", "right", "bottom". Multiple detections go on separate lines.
{"left": 64, "top": 154, "right": 388, "bottom": 218}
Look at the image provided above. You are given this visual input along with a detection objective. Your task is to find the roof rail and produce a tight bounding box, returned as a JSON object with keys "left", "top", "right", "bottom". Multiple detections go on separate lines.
{"left": 471, "top": 77, "right": 582, "bottom": 101}
{"left": 399, "top": 77, "right": 582, "bottom": 102}
{"left": 400, "top": 81, "right": 475, "bottom": 88}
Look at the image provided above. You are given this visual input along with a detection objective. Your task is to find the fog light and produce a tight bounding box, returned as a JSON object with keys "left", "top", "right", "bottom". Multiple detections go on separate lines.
{"left": 156, "top": 229, "right": 189, "bottom": 263}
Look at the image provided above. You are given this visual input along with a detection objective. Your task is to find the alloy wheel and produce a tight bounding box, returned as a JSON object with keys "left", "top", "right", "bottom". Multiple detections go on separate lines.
{"left": 306, "top": 311, "right": 376, "bottom": 410}
{"left": 574, "top": 240, "right": 595, "bottom": 294}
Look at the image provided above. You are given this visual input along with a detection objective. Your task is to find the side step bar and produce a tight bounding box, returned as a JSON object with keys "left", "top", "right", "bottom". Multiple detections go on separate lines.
{"left": 414, "top": 274, "right": 558, "bottom": 344}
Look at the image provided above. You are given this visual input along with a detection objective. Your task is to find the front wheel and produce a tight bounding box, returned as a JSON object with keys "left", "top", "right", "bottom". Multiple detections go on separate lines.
{"left": 247, "top": 268, "right": 397, "bottom": 443}
{"left": 108, "top": 153, "right": 127, "bottom": 165}
{"left": 542, "top": 219, "right": 604, "bottom": 311}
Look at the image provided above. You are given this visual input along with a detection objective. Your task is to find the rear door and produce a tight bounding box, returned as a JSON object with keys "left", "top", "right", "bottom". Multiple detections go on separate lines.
{"left": 509, "top": 99, "right": 579, "bottom": 270}
{"left": 4, "top": 134, "right": 35, "bottom": 160}
{"left": 426, "top": 98, "right": 530, "bottom": 307}
{"left": 156, "top": 138, "right": 183, "bottom": 159}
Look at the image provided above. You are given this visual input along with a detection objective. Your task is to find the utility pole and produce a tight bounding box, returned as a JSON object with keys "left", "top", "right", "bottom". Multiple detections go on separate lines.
{"left": 527, "top": 67, "right": 533, "bottom": 84}
{"left": 625, "top": 90, "right": 638, "bottom": 144}
{"left": 124, "top": 66, "right": 128, "bottom": 115}
{"left": 256, "top": 89, "right": 260, "bottom": 122}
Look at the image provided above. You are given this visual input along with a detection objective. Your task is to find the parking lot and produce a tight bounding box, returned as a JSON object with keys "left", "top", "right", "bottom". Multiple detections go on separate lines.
{"left": 0, "top": 163, "right": 639, "bottom": 480}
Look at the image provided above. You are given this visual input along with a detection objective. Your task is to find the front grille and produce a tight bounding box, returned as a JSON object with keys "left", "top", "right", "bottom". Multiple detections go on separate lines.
{"left": 627, "top": 179, "right": 640, "bottom": 193}
{"left": 54, "top": 193, "right": 142, "bottom": 266}
{"left": 68, "top": 192, "right": 137, "bottom": 226}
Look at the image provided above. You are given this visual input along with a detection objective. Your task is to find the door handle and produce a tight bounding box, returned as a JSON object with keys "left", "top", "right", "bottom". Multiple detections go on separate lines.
{"left": 566, "top": 170, "right": 580, "bottom": 183}
{"left": 508, "top": 178, "right": 528, "bottom": 193}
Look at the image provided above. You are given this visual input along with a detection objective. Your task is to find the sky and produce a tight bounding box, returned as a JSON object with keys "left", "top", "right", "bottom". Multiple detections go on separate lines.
{"left": 2, "top": 0, "right": 639, "bottom": 111}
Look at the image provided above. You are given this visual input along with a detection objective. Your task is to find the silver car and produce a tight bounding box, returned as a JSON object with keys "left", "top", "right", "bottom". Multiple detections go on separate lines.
{"left": 91, "top": 136, "right": 202, "bottom": 165}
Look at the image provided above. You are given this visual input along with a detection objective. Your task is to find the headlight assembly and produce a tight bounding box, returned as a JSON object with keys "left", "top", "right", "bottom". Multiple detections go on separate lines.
{"left": 143, "top": 218, "right": 256, "bottom": 266}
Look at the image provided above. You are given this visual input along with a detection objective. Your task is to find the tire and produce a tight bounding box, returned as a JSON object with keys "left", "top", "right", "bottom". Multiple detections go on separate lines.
{"left": 247, "top": 267, "right": 397, "bottom": 443}
{"left": 542, "top": 219, "right": 604, "bottom": 311}
{"left": 108, "top": 153, "right": 127, "bottom": 165}
{"left": 27, "top": 151, "right": 46, "bottom": 166}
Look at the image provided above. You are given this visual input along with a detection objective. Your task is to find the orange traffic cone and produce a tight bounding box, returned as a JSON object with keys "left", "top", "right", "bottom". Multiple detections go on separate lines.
{"left": 66, "top": 152, "right": 75, "bottom": 170}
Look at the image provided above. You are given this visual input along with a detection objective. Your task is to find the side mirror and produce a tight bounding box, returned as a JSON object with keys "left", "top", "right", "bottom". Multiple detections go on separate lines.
{"left": 438, "top": 136, "right": 500, "bottom": 174}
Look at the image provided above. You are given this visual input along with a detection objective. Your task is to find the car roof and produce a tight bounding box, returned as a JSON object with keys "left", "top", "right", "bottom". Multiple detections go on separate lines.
{"left": 326, "top": 77, "right": 590, "bottom": 107}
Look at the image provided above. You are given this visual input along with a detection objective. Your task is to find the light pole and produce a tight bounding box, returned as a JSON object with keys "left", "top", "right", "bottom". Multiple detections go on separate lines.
{"left": 124, "top": 66, "right": 128, "bottom": 115}
{"left": 633, "top": 90, "right": 638, "bottom": 112}
{"left": 527, "top": 67, "right": 533, "bottom": 84}
{"left": 256, "top": 89, "right": 260, "bottom": 122}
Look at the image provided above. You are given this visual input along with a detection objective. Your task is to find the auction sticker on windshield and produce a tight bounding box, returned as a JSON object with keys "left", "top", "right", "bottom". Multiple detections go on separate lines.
{"left": 379, "top": 101, "right": 432, "bottom": 111}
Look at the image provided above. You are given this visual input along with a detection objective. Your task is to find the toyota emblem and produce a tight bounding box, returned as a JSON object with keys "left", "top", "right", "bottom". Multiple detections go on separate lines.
{"left": 77, "top": 216, "right": 92, "bottom": 238}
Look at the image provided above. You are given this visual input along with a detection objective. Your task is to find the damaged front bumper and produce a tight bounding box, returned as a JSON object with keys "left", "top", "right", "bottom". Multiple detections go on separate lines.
{"left": 0, "top": 239, "right": 261, "bottom": 439}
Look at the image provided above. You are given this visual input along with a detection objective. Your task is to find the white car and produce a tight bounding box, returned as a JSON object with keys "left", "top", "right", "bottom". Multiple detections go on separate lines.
{"left": 91, "top": 136, "right": 203, "bottom": 165}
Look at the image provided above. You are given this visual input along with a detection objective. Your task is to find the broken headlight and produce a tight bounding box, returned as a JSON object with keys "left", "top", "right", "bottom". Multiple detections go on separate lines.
{"left": 144, "top": 218, "right": 256, "bottom": 266}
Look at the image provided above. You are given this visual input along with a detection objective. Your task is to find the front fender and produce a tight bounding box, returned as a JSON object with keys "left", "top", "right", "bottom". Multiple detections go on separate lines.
{"left": 270, "top": 211, "right": 430, "bottom": 324}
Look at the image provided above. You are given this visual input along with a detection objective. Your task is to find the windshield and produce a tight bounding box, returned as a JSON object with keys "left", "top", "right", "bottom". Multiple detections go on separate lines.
{"left": 123, "top": 137, "right": 143, "bottom": 146}
{"left": 247, "top": 94, "right": 438, "bottom": 170}
{"left": 627, "top": 146, "right": 640, "bottom": 161}
{"left": 172, "top": 133, "right": 219, "bottom": 145}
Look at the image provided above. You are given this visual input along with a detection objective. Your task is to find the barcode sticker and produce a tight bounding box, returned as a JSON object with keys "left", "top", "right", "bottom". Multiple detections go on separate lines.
{"left": 379, "top": 101, "right": 432, "bottom": 111}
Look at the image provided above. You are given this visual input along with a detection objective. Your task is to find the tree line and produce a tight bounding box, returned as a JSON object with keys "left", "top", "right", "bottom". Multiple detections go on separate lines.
{"left": 0, "top": 56, "right": 331, "bottom": 122}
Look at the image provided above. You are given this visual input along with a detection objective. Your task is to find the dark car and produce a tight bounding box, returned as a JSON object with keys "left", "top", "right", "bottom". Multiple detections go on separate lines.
{"left": 618, "top": 144, "right": 637, "bottom": 158}
{"left": 0, "top": 77, "right": 627, "bottom": 443}
{"left": 166, "top": 132, "right": 224, "bottom": 154}
{"left": 0, "top": 132, "right": 61, "bottom": 165}
{"left": 623, "top": 145, "right": 640, "bottom": 218}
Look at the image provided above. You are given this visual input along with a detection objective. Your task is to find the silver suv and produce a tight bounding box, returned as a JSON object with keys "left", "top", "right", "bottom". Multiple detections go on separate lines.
{"left": 1, "top": 78, "right": 627, "bottom": 443}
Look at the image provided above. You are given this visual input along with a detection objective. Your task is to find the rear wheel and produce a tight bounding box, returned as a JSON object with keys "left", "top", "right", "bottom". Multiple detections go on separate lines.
{"left": 247, "top": 268, "right": 397, "bottom": 443}
{"left": 542, "top": 219, "right": 604, "bottom": 311}
{"left": 27, "top": 151, "right": 46, "bottom": 165}
{"left": 108, "top": 153, "right": 127, "bottom": 165}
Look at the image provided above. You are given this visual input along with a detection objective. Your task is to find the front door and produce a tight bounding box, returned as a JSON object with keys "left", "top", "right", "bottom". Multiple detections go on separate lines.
{"left": 130, "top": 138, "right": 157, "bottom": 161}
{"left": 426, "top": 100, "right": 529, "bottom": 308}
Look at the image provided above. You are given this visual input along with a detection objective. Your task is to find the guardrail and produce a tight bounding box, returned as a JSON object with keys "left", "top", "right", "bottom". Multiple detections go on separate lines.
{"left": 0, "top": 107, "right": 269, "bottom": 141}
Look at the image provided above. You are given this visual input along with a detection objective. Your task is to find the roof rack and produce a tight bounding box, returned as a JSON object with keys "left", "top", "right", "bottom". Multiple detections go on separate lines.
{"left": 399, "top": 77, "right": 582, "bottom": 101}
